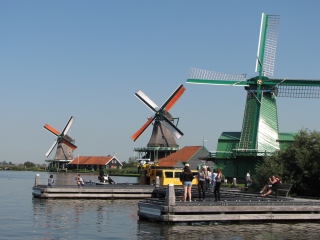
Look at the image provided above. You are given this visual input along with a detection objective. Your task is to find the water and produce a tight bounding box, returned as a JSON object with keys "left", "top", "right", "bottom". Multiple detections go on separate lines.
{"left": 0, "top": 171, "right": 320, "bottom": 239}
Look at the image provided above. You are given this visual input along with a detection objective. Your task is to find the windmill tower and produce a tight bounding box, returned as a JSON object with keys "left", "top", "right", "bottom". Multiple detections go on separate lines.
{"left": 186, "top": 13, "right": 320, "bottom": 176}
{"left": 43, "top": 116, "right": 77, "bottom": 170}
{"left": 131, "top": 84, "right": 185, "bottom": 161}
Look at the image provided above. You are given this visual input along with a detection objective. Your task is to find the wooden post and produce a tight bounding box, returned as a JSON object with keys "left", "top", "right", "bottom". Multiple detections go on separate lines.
{"left": 35, "top": 174, "right": 40, "bottom": 186}
{"left": 232, "top": 178, "right": 237, "bottom": 187}
{"left": 139, "top": 169, "right": 146, "bottom": 185}
{"left": 155, "top": 176, "right": 160, "bottom": 188}
{"left": 165, "top": 184, "right": 175, "bottom": 206}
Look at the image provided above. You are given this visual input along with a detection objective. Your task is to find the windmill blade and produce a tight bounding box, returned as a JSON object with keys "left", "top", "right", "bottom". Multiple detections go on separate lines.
{"left": 44, "top": 124, "right": 60, "bottom": 136}
{"left": 135, "top": 90, "right": 158, "bottom": 112}
{"left": 161, "top": 84, "right": 186, "bottom": 112}
{"left": 131, "top": 117, "right": 154, "bottom": 141}
{"left": 60, "top": 137, "right": 77, "bottom": 150}
{"left": 61, "top": 116, "right": 74, "bottom": 135}
{"left": 255, "top": 13, "right": 280, "bottom": 77}
{"left": 187, "top": 68, "right": 248, "bottom": 86}
{"left": 269, "top": 78, "right": 320, "bottom": 98}
{"left": 161, "top": 115, "right": 183, "bottom": 139}
{"left": 46, "top": 140, "right": 57, "bottom": 157}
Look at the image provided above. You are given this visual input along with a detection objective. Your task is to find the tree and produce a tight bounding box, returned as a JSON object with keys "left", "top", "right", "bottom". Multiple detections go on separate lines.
{"left": 24, "top": 161, "right": 36, "bottom": 168}
{"left": 254, "top": 129, "right": 320, "bottom": 197}
{"left": 122, "top": 157, "right": 136, "bottom": 168}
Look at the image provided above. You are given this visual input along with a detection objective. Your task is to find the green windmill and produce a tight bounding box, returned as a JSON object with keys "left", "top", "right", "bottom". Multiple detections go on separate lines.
{"left": 187, "top": 13, "right": 320, "bottom": 172}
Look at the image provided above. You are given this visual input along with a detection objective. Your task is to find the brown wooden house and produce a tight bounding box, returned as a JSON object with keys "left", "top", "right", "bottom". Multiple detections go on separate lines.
{"left": 158, "top": 146, "right": 213, "bottom": 170}
{"left": 68, "top": 155, "right": 123, "bottom": 171}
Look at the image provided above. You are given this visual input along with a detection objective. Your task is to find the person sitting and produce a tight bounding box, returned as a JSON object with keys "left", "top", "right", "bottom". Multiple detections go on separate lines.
{"left": 98, "top": 168, "right": 105, "bottom": 182}
{"left": 76, "top": 174, "right": 85, "bottom": 186}
{"left": 48, "top": 174, "right": 54, "bottom": 186}
{"left": 261, "top": 175, "right": 282, "bottom": 197}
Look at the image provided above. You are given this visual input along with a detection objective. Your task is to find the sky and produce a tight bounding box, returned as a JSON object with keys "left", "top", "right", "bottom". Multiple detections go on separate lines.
{"left": 1, "top": 1, "right": 320, "bottom": 164}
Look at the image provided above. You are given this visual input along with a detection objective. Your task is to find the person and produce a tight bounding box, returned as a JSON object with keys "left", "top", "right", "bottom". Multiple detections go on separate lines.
{"left": 211, "top": 168, "right": 217, "bottom": 192}
{"left": 48, "top": 174, "right": 54, "bottom": 186}
{"left": 180, "top": 165, "right": 194, "bottom": 202}
{"left": 98, "top": 168, "right": 105, "bottom": 182}
{"left": 214, "top": 168, "right": 222, "bottom": 202}
{"left": 205, "top": 167, "right": 212, "bottom": 191}
{"left": 261, "top": 175, "right": 282, "bottom": 197}
{"left": 246, "top": 170, "right": 253, "bottom": 187}
{"left": 197, "top": 167, "right": 206, "bottom": 201}
{"left": 76, "top": 174, "right": 84, "bottom": 186}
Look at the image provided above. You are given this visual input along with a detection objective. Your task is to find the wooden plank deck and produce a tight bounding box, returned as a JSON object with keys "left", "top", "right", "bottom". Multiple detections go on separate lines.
{"left": 138, "top": 185, "right": 320, "bottom": 222}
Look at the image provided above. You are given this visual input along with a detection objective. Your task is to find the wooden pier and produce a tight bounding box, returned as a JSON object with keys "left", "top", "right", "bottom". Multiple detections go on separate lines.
{"left": 138, "top": 184, "right": 320, "bottom": 222}
{"left": 32, "top": 174, "right": 169, "bottom": 199}
{"left": 33, "top": 184, "right": 160, "bottom": 199}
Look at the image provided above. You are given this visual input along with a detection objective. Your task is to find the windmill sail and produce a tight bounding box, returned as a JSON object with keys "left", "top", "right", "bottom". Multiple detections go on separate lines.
{"left": 255, "top": 14, "right": 280, "bottom": 77}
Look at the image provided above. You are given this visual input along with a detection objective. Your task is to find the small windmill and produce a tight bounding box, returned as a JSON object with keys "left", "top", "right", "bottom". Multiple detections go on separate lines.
{"left": 44, "top": 116, "right": 77, "bottom": 160}
{"left": 187, "top": 13, "right": 320, "bottom": 154}
{"left": 131, "top": 84, "right": 185, "bottom": 148}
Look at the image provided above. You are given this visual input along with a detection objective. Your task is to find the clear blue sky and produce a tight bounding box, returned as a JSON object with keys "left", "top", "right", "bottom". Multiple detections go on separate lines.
{"left": 1, "top": 1, "right": 320, "bottom": 164}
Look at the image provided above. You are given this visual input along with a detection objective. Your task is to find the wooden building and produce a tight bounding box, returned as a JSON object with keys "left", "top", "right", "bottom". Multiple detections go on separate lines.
{"left": 157, "top": 146, "right": 212, "bottom": 170}
{"left": 214, "top": 132, "right": 296, "bottom": 178}
{"left": 68, "top": 155, "right": 123, "bottom": 171}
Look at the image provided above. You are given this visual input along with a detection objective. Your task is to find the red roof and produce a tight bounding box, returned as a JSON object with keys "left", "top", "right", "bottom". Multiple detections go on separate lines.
{"left": 68, "top": 156, "right": 114, "bottom": 165}
{"left": 158, "top": 146, "right": 202, "bottom": 167}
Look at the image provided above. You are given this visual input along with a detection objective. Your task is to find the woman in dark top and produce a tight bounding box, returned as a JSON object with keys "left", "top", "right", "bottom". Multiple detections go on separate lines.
{"left": 180, "top": 165, "right": 194, "bottom": 202}
{"left": 214, "top": 168, "right": 222, "bottom": 202}
{"left": 197, "top": 167, "right": 206, "bottom": 201}
{"left": 261, "top": 175, "right": 282, "bottom": 197}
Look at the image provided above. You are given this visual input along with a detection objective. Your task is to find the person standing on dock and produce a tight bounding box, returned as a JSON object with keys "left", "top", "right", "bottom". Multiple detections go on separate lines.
{"left": 180, "top": 165, "right": 194, "bottom": 202}
{"left": 197, "top": 167, "right": 206, "bottom": 201}
{"left": 214, "top": 168, "right": 222, "bottom": 202}
{"left": 246, "top": 170, "right": 252, "bottom": 187}
{"left": 48, "top": 174, "right": 54, "bottom": 186}
{"left": 211, "top": 168, "right": 217, "bottom": 192}
{"left": 205, "top": 167, "right": 212, "bottom": 191}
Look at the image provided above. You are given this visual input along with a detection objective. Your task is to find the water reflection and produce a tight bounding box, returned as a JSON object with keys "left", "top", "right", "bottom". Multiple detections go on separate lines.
{"left": 137, "top": 220, "right": 320, "bottom": 240}
{"left": 33, "top": 198, "right": 139, "bottom": 239}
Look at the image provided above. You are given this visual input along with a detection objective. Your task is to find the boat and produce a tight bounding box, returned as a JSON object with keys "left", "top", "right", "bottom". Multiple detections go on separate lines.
{"left": 96, "top": 174, "right": 115, "bottom": 185}
{"left": 137, "top": 160, "right": 198, "bottom": 186}
{"left": 147, "top": 168, "right": 198, "bottom": 186}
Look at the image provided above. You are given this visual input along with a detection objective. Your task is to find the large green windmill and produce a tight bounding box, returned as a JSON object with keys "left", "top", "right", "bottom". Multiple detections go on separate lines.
{"left": 187, "top": 13, "right": 320, "bottom": 162}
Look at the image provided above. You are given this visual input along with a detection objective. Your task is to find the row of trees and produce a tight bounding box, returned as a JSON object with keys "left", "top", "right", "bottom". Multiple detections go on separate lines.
{"left": 253, "top": 129, "right": 320, "bottom": 197}
{"left": 1, "top": 161, "right": 13, "bottom": 165}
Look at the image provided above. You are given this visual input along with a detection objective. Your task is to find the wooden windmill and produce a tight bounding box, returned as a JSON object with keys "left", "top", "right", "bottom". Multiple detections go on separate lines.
{"left": 44, "top": 116, "right": 77, "bottom": 160}
{"left": 187, "top": 13, "right": 320, "bottom": 156}
{"left": 131, "top": 84, "right": 185, "bottom": 161}
{"left": 132, "top": 84, "right": 185, "bottom": 147}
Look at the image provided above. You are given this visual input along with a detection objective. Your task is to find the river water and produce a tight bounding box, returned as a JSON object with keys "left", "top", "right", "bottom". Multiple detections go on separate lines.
{"left": 0, "top": 171, "right": 319, "bottom": 239}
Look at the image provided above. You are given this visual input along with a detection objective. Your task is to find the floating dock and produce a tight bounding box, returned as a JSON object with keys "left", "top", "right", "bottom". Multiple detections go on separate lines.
{"left": 32, "top": 174, "right": 170, "bottom": 199}
{"left": 138, "top": 184, "right": 320, "bottom": 222}
{"left": 32, "top": 184, "right": 159, "bottom": 199}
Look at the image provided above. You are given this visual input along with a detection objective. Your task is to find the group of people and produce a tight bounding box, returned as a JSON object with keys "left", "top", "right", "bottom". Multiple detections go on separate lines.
{"left": 179, "top": 164, "right": 223, "bottom": 202}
